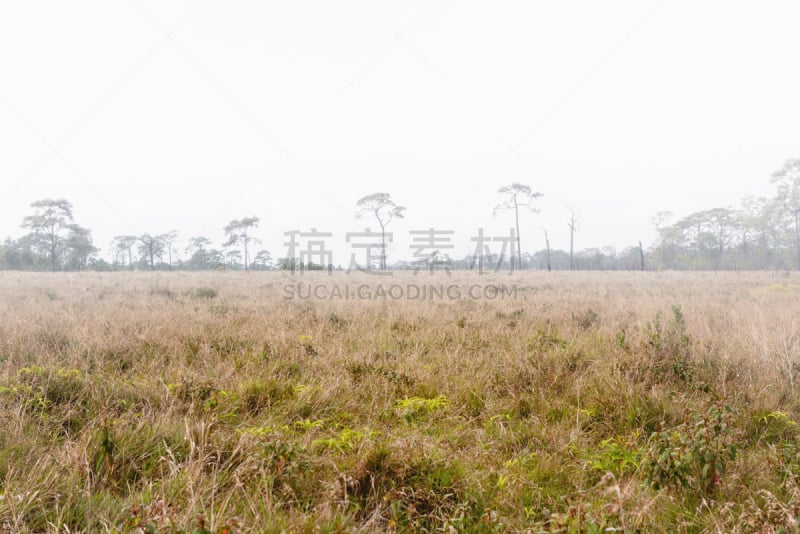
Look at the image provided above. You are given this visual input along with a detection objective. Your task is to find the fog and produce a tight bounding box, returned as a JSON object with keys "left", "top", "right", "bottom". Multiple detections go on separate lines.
{"left": 1, "top": 1, "right": 799, "bottom": 264}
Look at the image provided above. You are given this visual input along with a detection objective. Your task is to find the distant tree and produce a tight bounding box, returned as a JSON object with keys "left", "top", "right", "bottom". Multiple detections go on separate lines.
{"left": 64, "top": 224, "right": 97, "bottom": 270}
{"left": 161, "top": 230, "right": 179, "bottom": 269}
{"left": 662, "top": 208, "right": 738, "bottom": 270}
{"left": 772, "top": 159, "right": 800, "bottom": 270}
{"left": 0, "top": 239, "right": 11, "bottom": 270}
{"left": 0, "top": 237, "right": 36, "bottom": 270}
{"left": 21, "top": 198, "right": 75, "bottom": 271}
{"left": 253, "top": 249, "right": 272, "bottom": 270}
{"left": 224, "top": 249, "right": 242, "bottom": 270}
{"left": 356, "top": 193, "right": 405, "bottom": 270}
{"left": 112, "top": 235, "right": 138, "bottom": 269}
{"left": 494, "top": 183, "right": 542, "bottom": 270}
{"left": 638, "top": 241, "right": 645, "bottom": 271}
{"left": 109, "top": 239, "right": 123, "bottom": 267}
{"left": 185, "top": 236, "right": 212, "bottom": 257}
{"left": 89, "top": 257, "right": 112, "bottom": 271}
{"left": 678, "top": 208, "right": 737, "bottom": 269}
{"left": 651, "top": 211, "right": 674, "bottom": 268}
{"left": 707, "top": 208, "right": 737, "bottom": 269}
{"left": 613, "top": 244, "right": 644, "bottom": 270}
{"left": 279, "top": 257, "right": 299, "bottom": 272}
{"left": 741, "top": 196, "right": 782, "bottom": 270}
{"left": 207, "top": 249, "right": 225, "bottom": 270}
{"left": 543, "top": 228, "right": 552, "bottom": 272}
{"left": 137, "top": 234, "right": 166, "bottom": 270}
{"left": 567, "top": 207, "right": 580, "bottom": 270}
{"left": 223, "top": 217, "right": 261, "bottom": 272}
{"left": 183, "top": 236, "right": 214, "bottom": 270}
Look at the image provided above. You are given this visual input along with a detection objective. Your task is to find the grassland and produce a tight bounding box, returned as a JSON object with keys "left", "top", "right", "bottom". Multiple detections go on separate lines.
{"left": 0, "top": 271, "right": 800, "bottom": 532}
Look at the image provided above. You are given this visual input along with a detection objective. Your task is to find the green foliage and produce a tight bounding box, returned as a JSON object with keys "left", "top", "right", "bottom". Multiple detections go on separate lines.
{"left": 643, "top": 305, "right": 712, "bottom": 392}
{"left": 312, "top": 427, "right": 379, "bottom": 453}
{"left": 93, "top": 420, "right": 116, "bottom": 481}
{"left": 395, "top": 395, "right": 450, "bottom": 422}
{"left": 749, "top": 410, "right": 799, "bottom": 445}
{"left": 588, "top": 436, "right": 642, "bottom": 477}
{"left": 120, "top": 503, "right": 242, "bottom": 533}
{"left": 642, "top": 405, "right": 738, "bottom": 493}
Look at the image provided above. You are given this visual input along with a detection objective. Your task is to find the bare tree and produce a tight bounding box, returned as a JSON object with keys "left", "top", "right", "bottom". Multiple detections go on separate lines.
{"left": 161, "top": 230, "right": 179, "bottom": 269}
{"left": 223, "top": 217, "right": 261, "bottom": 272}
{"left": 543, "top": 228, "right": 552, "bottom": 272}
{"left": 567, "top": 207, "right": 581, "bottom": 270}
{"left": 494, "top": 183, "right": 543, "bottom": 270}
{"left": 638, "top": 241, "right": 645, "bottom": 271}
{"left": 109, "top": 239, "right": 124, "bottom": 268}
{"left": 356, "top": 193, "right": 405, "bottom": 270}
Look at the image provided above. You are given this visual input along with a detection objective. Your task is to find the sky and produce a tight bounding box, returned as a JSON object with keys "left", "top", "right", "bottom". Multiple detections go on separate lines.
{"left": 1, "top": 1, "right": 799, "bottom": 264}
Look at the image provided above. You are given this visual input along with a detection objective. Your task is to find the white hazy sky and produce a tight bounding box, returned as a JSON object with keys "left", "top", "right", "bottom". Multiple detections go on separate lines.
{"left": 1, "top": 1, "right": 799, "bottom": 263}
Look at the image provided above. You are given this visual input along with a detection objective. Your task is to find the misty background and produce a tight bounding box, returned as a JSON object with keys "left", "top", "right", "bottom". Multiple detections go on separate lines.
{"left": 1, "top": 1, "right": 799, "bottom": 265}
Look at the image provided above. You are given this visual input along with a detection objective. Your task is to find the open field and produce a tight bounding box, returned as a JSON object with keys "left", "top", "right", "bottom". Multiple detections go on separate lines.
{"left": 1, "top": 271, "right": 800, "bottom": 532}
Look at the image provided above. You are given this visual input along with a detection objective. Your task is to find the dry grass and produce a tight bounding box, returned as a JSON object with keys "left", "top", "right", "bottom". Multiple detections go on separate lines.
{"left": 0, "top": 271, "right": 799, "bottom": 532}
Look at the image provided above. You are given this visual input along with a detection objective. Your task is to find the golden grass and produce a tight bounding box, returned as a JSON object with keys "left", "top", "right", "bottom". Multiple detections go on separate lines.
{"left": 0, "top": 271, "right": 799, "bottom": 532}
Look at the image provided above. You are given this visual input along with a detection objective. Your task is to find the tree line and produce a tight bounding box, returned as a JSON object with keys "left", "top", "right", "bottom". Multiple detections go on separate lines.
{"left": 1, "top": 158, "right": 799, "bottom": 272}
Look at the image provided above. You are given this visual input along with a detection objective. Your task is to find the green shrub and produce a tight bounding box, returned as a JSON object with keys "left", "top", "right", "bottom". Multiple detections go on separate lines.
{"left": 642, "top": 404, "right": 738, "bottom": 494}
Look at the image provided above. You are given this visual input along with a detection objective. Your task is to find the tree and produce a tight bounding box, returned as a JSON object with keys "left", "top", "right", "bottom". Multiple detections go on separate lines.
{"left": 678, "top": 208, "right": 737, "bottom": 269}
{"left": 651, "top": 211, "right": 674, "bottom": 268}
{"left": 223, "top": 217, "right": 261, "bottom": 272}
{"left": 663, "top": 208, "right": 738, "bottom": 270}
{"left": 772, "top": 159, "right": 800, "bottom": 270}
{"left": 567, "top": 207, "right": 580, "bottom": 270}
{"left": 253, "top": 249, "right": 272, "bottom": 270}
{"left": 64, "top": 225, "right": 97, "bottom": 270}
{"left": 137, "top": 234, "right": 166, "bottom": 270}
{"left": 493, "top": 183, "right": 543, "bottom": 270}
{"left": 184, "top": 236, "right": 213, "bottom": 270}
{"left": 741, "top": 196, "right": 783, "bottom": 270}
{"left": 638, "top": 241, "right": 645, "bottom": 271}
{"left": 112, "top": 235, "right": 138, "bottom": 270}
{"left": 21, "top": 199, "right": 75, "bottom": 271}
{"left": 356, "top": 193, "right": 405, "bottom": 271}
{"left": 186, "top": 236, "right": 212, "bottom": 257}
{"left": 704, "top": 208, "right": 737, "bottom": 269}
{"left": 0, "top": 237, "right": 36, "bottom": 270}
{"left": 207, "top": 249, "right": 225, "bottom": 270}
{"left": 161, "top": 230, "right": 179, "bottom": 269}
{"left": 543, "top": 228, "right": 552, "bottom": 272}
{"left": 224, "top": 249, "right": 242, "bottom": 269}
